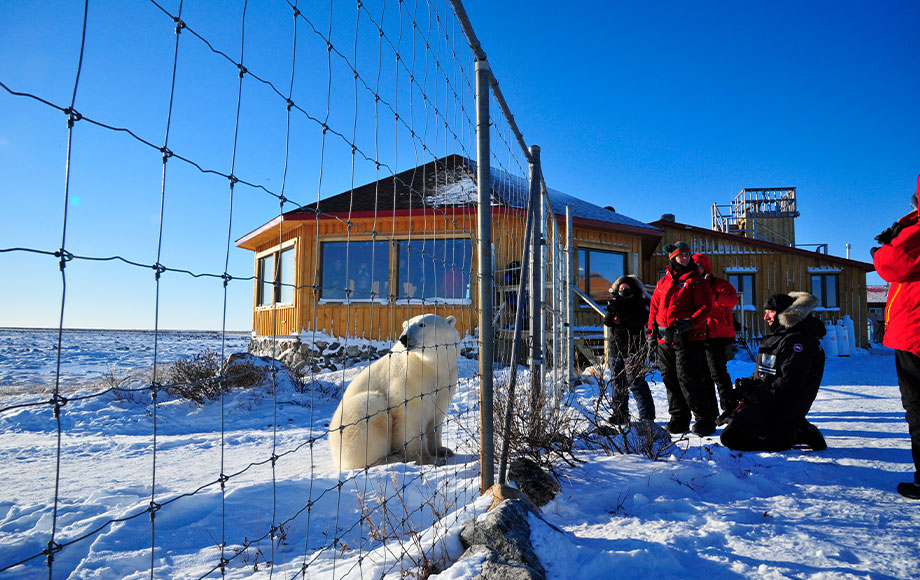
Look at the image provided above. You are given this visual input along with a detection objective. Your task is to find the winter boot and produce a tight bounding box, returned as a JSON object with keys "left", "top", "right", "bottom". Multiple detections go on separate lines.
{"left": 897, "top": 482, "right": 920, "bottom": 500}
{"left": 665, "top": 420, "right": 689, "bottom": 435}
{"left": 793, "top": 420, "right": 827, "bottom": 451}
{"left": 691, "top": 421, "right": 716, "bottom": 437}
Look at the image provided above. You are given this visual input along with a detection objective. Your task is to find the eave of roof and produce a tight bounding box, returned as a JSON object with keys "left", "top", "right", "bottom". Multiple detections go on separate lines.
{"left": 650, "top": 219, "right": 876, "bottom": 272}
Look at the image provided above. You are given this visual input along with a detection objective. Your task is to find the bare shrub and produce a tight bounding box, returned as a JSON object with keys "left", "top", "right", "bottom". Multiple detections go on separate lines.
{"left": 160, "top": 350, "right": 271, "bottom": 405}
{"left": 357, "top": 474, "right": 455, "bottom": 579}
{"left": 494, "top": 373, "right": 585, "bottom": 479}
{"left": 579, "top": 346, "right": 677, "bottom": 461}
{"left": 101, "top": 365, "right": 152, "bottom": 405}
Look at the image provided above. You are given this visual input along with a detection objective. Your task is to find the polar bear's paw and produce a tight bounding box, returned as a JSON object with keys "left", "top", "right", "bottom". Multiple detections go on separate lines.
{"left": 435, "top": 446, "right": 455, "bottom": 458}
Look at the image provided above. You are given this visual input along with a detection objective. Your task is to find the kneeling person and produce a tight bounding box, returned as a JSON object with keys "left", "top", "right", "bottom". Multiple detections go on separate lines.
{"left": 720, "top": 292, "right": 827, "bottom": 452}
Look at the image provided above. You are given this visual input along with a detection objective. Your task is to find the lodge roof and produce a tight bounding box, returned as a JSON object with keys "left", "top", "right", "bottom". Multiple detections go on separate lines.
{"left": 283, "top": 154, "right": 660, "bottom": 234}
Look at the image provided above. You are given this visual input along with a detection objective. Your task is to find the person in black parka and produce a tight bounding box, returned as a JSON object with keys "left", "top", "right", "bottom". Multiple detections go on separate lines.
{"left": 720, "top": 291, "right": 828, "bottom": 452}
{"left": 603, "top": 275, "right": 655, "bottom": 422}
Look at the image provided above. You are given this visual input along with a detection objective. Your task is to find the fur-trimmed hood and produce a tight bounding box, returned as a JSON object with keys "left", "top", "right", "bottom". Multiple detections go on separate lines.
{"left": 777, "top": 291, "right": 822, "bottom": 331}
{"left": 609, "top": 275, "right": 650, "bottom": 299}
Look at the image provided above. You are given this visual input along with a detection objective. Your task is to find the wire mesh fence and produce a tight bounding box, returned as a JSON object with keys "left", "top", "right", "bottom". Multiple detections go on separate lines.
{"left": 0, "top": 0, "right": 575, "bottom": 578}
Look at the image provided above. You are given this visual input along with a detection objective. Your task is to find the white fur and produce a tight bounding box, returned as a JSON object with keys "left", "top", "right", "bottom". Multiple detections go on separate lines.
{"left": 328, "top": 314, "right": 461, "bottom": 470}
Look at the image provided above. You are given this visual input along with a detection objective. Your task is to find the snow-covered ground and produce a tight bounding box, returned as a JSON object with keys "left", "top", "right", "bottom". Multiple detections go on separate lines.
{"left": 0, "top": 330, "right": 917, "bottom": 579}
{"left": 0, "top": 329, "right": 250, "bottom": 390}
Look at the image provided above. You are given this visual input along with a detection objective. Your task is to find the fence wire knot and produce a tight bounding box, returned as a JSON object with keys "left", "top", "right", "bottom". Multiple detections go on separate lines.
{"left": 219, "top": 473, "right": 229, "bottom": 489}
{"left": 237, "top": 64, "right": 247, "bottom": 78}
{"left": 148, "top": 501, "right": 161, "bottom": 520}
{"left": 291, "top": 6, "right": 301, "bottom": 18}
{"left": 63, "top": 107, "right": 82, "bottom": 127}
{"left": 54, "top": 248, "right": 73, "bottom": 271}
{"left": 48, "top": 393, "right": 68, "bottom": 418}
{"left": 153, "top": 262, "right": 166, "bottom": 280}
{"left": 173, "top": 17, "right": 186, "bottom": 34}
{"left": 221, "top": 272, "right": 232, "bottom": 287}
{"left": 160, "top": 147, "right": 173, "bottom": 162}
{"left": 44, "top": 540, "right": 62, "bottom": 566}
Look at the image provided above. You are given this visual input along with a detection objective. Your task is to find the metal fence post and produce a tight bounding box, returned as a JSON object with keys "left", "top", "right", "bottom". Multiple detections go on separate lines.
{"left": 475, "top": 58, "right": 494, "bottom": 493}
{"left": 528, "top": 145, "right": 543, "bottom": 423}
{"left": 566, "top": 207, "right": 574, "bottom": 389}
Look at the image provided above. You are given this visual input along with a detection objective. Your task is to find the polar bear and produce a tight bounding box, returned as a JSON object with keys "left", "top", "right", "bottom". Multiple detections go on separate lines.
{"left": 328, "top": 314, "right": 462, "bottom": 470}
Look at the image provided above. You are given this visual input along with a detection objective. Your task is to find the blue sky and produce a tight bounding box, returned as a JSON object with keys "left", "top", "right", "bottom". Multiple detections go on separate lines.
{"left": 1, "top": 0, "right": 917, "bottom": 330}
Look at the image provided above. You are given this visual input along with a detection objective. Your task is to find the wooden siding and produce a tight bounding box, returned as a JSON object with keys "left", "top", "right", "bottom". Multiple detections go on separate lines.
{"left": 643, "top": 225, "right": 870, "bottom": 348}
{"left": 246, "top": 209, "right": 649, "bottom": 341}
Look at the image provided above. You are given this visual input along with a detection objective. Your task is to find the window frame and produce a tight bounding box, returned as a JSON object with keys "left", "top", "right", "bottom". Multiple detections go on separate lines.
{"left": 395, "top": 236, "right": 474, "bottom": 305}
{"left": 576, "top": 246, "right": 627, "bottom": 307}
{"left": 316, "top": 236, "right": 474, "bottom": 305}
{"left": 318, "top": 239, "right": 391, "bottom": 303}
{"left": 256, "top": 239, "right": 296, "bottom": 309}
{"left": 811, "top": 273, "right": 840, "bottom": 309}
{"left": 728, "top": 273, "right": 756, "bottom": 310}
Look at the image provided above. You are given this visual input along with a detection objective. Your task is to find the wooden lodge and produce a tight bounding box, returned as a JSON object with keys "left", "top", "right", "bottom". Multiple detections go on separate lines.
{"left": 238, "top": 160, "right": 875, "bottom": 350}
{"left": 235, "top": 154, "right": 662, "bottom": 341}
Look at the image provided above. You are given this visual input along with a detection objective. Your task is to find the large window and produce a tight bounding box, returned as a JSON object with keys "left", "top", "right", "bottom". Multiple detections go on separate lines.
{"left": 728, "top": 273, "right": 755, "bottom": 309}
{"left": 811, "top": 273, "right": 839, "bottom": 308}
{"left": 398, "top": 238, "right": 472, "bottom": 302}
{"left": 257, "top": 245, "right": 295, "bottom": 307}
{"left": 318, "top": 238, "right": 472, "bottom": 303}
{"left": 577, "top": 248, "right": 626, "bottom": 304}
{"left": 320, "top": 241, "right": 389, "bottom": 301}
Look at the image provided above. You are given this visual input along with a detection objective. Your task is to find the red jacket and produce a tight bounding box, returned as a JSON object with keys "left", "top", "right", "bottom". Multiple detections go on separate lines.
{"left": 649, "top": 264, "right": 713, "bottom": 342}
{"left": 693, "top": 253, "right": 739, "bottom": 340}
{"left": 874, "top": 210, "right": 920, "bottom": 356}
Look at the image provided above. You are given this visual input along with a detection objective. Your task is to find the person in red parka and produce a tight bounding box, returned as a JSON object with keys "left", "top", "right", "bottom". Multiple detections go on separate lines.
{"left": 648, "top": 242, "right": 717, "bottom": 436}
{"left": 693, "top": 253, "right": 740, "bottom": 414}
{"left": 872, "top": 175, "right": 920, "bottom": 500}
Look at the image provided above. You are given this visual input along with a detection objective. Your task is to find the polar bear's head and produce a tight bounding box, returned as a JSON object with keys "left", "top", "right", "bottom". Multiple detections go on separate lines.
{"left": 398, "top": 314, "right": 460, "bottom": 357}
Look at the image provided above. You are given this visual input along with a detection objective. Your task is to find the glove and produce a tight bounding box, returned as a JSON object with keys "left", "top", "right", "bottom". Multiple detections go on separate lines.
{"left": 674, "top": 318, "right": 693, "bottom": 334}
{"left": 720, "top": 391, "right": 739, "bottom": 414}
{"left": 603, "top": 300, "right": 619, "bottom": 328}
{"left": 603, "top": 311, "right": 616, "bottom": 328}
{"left": 875, "top": 221, "right": 904, "bottom": 246}
{"left": 733, "top": 377, "right": 758, "bottom": 403}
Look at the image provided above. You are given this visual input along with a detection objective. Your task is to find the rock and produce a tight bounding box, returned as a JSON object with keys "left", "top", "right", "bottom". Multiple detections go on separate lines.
{"left": 456, "top": 545, "right": 544, "bottom": 580}
{"left": 508, "top": 459, "right": 560, "bottom": 507}
{"left": 459, "top": 499, "right": 546, "bottom": 580}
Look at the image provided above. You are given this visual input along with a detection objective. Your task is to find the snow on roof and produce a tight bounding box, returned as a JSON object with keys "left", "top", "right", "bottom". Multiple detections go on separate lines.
{"left": 285, "top": 154, "right": 658, "bottom": 234}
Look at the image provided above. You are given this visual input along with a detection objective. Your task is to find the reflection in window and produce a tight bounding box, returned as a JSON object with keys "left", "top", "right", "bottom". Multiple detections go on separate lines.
{"left": 577, "top": 248, "right": 626, "bottom": 304}
{"left": 398, "top": 238, "right": 472, "bottom": 301}
{"left": 811, "top": 273, "right": 839, "bottom": 308}
{"left": 728, "top": 273, "right": 755, "bottom": 308}
{"left": 320, "top": 241, "right": 389, "bottom": 301}
{"left": 257, "top": 246, "right": 295, "bottom": 307}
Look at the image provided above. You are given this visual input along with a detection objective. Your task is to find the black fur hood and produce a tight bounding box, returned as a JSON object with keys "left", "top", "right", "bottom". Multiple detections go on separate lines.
{"left": 608, "top": 275, "right": 650, "bottom": 299}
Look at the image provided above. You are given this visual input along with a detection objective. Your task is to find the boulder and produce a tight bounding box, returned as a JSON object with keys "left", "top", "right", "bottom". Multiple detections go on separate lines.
{"left": 508, "top": 458, "right": 560, "bottom": 507}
